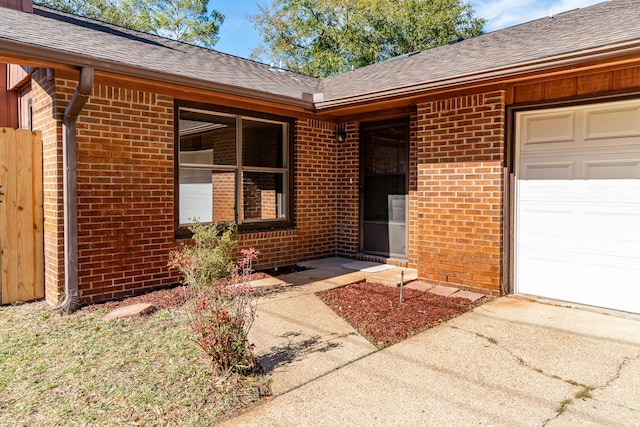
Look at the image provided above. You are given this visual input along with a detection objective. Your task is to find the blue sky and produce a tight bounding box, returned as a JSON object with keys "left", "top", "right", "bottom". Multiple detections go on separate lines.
{"left": 213, "top": 0, "right": 606, "bottom": 60}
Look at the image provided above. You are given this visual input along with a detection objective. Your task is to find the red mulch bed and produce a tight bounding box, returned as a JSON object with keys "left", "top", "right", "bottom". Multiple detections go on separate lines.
{"left": 81, "top": 285, "right": 189, "bottom": 312}
{"left": 317, "top": 282, "right": 485, "bottom": 347}
{"left": 80, "top": 271, "right": 273, "bottom": 313}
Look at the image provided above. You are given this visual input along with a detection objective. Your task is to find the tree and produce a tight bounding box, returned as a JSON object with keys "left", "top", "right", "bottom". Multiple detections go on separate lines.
{"left": 250, "top": 0, "right": 485, "bottom": 77}
{"left": 35, "top": 0, "right": 224, "bottom": 48}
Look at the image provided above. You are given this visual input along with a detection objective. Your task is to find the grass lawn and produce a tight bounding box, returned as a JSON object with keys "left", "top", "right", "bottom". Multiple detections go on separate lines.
{"left": 0, "top": 300, "right": 268, "bottom": 426}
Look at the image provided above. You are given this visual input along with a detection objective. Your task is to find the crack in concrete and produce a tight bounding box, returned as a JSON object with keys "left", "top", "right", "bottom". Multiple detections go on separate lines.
{"left": 586, "top": 351, "right": 640, "bottom": 413}
{"left": 540, "top": 401, "right": 566, "bottom": 427}
{"left": 449, "top": 325, "right": 595, "bottom": 427}
{"left": 452, "top": 325, "right": 640, "bottom": 426}
{"left": 600, "top": 351, "right": 640, "bottom": 389}
{"left": 450, "top": 325, "right": 584, "bottom": 386}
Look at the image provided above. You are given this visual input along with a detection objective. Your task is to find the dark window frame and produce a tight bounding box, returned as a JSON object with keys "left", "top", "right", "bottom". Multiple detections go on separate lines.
{"left": 174, "top": 100, "right": 295, "bottom": 238}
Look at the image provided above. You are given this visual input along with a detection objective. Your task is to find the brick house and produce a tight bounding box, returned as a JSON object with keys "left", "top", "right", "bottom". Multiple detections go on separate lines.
{"left": 0, "top": 0, "right": 639, "bottom": 314}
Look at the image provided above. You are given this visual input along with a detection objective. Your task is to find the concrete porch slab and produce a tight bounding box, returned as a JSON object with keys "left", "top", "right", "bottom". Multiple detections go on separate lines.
{"left": 249, "top": 293, "right": 376, "bottom": 396}
{"left": 341, "top": 261, "right": 397, "bottom": 273}
{"left": 251, "top": 277, "right": 286, "bottom": 288}
{"left": 366, "top": 267, "right": 417, "bottom": 287}
{"left": 297, "top": 257, "right": 351, "bottom": 270}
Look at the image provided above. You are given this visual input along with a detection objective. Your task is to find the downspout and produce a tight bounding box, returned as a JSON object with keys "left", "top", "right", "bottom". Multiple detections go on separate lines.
{"left": 58, "top": 67, "right": 93, "bottom": 312}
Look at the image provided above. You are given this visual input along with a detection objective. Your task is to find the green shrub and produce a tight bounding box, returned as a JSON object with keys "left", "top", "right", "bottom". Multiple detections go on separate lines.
{"left": 185, "top": 221, "right": 238, "bottom": 286}
{"left": 169, "top": 222, "right": 260, "bottom": 376}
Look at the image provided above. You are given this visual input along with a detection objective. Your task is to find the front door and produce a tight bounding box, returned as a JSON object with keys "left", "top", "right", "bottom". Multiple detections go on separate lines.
{"left": 360, "top": 119, "right": 409, "bottom": 258}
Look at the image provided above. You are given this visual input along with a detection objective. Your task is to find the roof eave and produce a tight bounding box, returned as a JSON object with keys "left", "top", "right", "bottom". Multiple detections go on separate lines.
{"left": 315, "top": 39, "right": 640, "bottom": 110}
{"left": 0, "top": 39, "right": 316, "bottom": 111}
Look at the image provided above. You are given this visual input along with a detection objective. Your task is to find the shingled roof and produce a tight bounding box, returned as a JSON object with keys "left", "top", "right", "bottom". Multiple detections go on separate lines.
{"left": 318, "top": 0, "right": 640, "bottom": 107}
{"left": 0, "top": 5, "right": 321, "bottom": 107}
{"left": 1, "top": 0, "right": 639, "bottom": 110}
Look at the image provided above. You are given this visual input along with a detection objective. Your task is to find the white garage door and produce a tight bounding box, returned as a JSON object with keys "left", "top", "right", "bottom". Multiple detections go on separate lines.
{"left": 516, "top": 99, "right": 640, "bottom": 314}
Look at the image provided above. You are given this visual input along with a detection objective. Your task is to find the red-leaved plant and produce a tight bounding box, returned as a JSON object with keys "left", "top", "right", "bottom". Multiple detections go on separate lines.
{"left": 169, "top": 229, "right": 261, "bottom": 376}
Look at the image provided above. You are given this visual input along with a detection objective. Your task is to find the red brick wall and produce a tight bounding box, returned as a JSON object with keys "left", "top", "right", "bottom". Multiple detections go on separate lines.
{"left": 406, "top": 111, "right": 419, "bottom": 264}
{"left": 37, "top": 77, "right": 339, "bottom": 304}
{"left": 33, "top": 74, "right": 184, "bottom": 304}
{"left": 336, "top": 122, "right": 359, "bottom": 256}
{"left": 412, "top": 91, "right": 505, "bottom": 295}
{"left": 34, "top": 72, "right": 509, "bottom": 303}
{"left": 71, "top": 82, "right": 180, "bottom": 303}
{"left": 31, "top": 69, "right": 64, "bottom": 305}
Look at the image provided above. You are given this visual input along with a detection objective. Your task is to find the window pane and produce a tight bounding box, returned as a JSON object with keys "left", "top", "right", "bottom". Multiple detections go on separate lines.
{"left": 179, "top": 110, "right": 236, "bottom": 166}
{"left": 242, "top": 119, "right": 285, "bottom": 168}
{"left": 243, "top": 172, "right": 286, "bottom": 221}
{"left": 361, "top": 124, "right": 408, "bottom": 175}
{"left": 179, "top": 168, "right": 235, "bottom": 225}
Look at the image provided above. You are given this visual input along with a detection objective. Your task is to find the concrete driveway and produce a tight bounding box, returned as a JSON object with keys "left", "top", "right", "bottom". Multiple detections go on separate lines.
{"left": 221, "top": 260, "right": 640, "bottom": 426}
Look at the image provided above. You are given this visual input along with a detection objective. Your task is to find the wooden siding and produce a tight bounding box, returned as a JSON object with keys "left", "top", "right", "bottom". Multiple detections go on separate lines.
{"left": 513, "top": 67, "right": 640, "bottom": 104}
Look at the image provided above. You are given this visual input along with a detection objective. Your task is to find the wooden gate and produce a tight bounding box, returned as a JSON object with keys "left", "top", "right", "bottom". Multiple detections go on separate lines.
{"left": 0, "top": 128, "right": 43, "bottom": 304}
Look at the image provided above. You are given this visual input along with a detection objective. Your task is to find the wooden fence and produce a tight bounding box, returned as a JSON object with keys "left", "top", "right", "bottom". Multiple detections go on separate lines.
{"left": 0, "top": 128, "right": 43, "bottom": 304}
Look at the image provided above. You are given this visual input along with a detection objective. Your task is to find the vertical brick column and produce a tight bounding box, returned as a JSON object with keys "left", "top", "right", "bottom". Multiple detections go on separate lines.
{"left": 412, "top": 91, "right": 506, "bottom": 295}
{"left": 31, "top": 69, "right": 65, "bottom": 305}
{"left": 336, "top": 121, "right": 359, "bottom": 256}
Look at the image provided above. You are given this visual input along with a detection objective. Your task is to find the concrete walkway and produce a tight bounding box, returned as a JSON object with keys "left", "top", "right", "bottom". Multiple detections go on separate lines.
{"left": 220, "top": 258, "right": 640, "bottom": 426}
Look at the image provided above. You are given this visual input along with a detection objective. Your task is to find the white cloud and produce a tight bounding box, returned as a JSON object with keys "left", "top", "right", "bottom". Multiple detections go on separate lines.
{"left": 470, "top": 0, "right": 608, "bottom": 31}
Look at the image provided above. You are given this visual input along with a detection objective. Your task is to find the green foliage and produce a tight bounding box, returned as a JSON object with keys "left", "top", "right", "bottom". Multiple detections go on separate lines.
{"left": 169, "top": 225, "right": 261, "bottom": 376}
{"left": 251, "top": 0, "right": 486, "bottom": 77}
{"left": 34, "top": 0, "right": 224, "bottom": 48}
{"left": 184, "top": 221, "right": 238, "bottom": 285}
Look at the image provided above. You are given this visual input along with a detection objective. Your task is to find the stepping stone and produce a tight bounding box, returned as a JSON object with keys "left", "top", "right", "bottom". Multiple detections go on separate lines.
{"left": 428, "top": 285, "right": 459, "bottom": 297}
{"left": 405, "top": 281, "right": 434, "bottom": 292}
{"left": 452, "top": 290, "right": 485, "bottom": 302}
{"left": 102, "top": 303, "right": 155, "bottom": 321}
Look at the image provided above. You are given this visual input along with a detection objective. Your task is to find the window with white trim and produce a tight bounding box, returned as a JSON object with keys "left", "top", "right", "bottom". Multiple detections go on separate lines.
{"left": 177, "top": 105, "right": 292, "bottom": 233}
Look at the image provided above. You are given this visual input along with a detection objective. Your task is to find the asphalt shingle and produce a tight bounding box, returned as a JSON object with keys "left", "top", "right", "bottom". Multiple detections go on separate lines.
{"left": 0, "top": 0, "right": 638, "bottom": 108}
{"left": 0, "top": 5, "right": 320, "bottom": 103}
{"left": 321, "top": 0, "right": 640, "bottom": 104}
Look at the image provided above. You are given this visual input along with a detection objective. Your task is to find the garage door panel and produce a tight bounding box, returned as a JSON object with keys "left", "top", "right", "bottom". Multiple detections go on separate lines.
{"left": 516, "top": 99, "right": 640, "bottom": 314}
{"left": 582, "top": 216, "right": 640, "bottom": 256}
{"left": 519, "top": 204, "right": 574, "bottom": 245}
{"left": 584, "top": 104, "right": 640, "bottom": 140}
{"left": 582, "top": 181, "right": 640, "bottom": 204}
{"left": 522, "top": 161, "right": 575, "bottom": 180}
{"left": 519, "top": 250, "right": 640, "bottom": 312}
{"left": 576, "top": 263, "right": 640, "bottom": 315}
{"left": 517, "top": 250, "right": 571, "bottom": 296}
{"left": 521, "top": 111, "right": 575, "bottom": 146}
{"left": 519, "top": 182, "right": 577, "bottom": 202}
{"left": 583, "top": 158, "right": 640, "bottom": 179}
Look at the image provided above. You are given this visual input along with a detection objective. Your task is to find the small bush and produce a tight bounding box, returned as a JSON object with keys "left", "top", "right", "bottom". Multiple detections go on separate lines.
{"left": 169, "top": 222, "right": 260, "bottom": 376}
{"left": 180, "top": 220, "right": 238, "bottom": 286}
